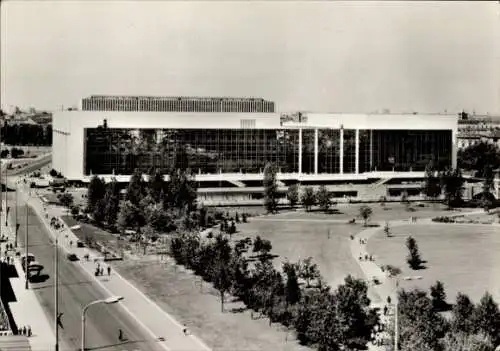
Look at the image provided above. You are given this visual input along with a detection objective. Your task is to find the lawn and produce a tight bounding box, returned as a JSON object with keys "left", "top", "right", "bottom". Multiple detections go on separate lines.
{"left": 367, "top": 224, "right": 500, "bottom": 304}
{"left": 277, "top": 202, "right": 472, "bottom": 223}
{"left": 114, "top": 258, "right": 312, "bottom": 351}
{"left": 60, "top": 215, "right": 134, "bottom": 257}
{"left": 233, "top": 218, "right": 381, "bottom": 303}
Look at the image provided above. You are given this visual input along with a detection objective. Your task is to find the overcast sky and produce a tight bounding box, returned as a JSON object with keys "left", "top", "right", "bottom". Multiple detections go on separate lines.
{"left": 1, "top": 1, "right": 499, "bottom": 114}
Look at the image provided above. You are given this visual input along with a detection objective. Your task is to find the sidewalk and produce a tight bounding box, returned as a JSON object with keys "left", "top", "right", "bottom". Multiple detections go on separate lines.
{"left": 18, "top": 188, "right": 212, "bottom": 351}
{"left": 1, "top": 202, "right": 60, "bottom": 351}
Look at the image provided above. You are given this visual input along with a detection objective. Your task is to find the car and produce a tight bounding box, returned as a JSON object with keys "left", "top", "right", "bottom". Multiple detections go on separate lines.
{"left": 67, "top": 253, "right": 79, "bottom": 261}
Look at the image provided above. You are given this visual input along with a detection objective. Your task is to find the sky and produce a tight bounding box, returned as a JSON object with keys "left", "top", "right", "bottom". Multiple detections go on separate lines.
{"left": 1, "top": 1, "right": 499, "bottom": 115}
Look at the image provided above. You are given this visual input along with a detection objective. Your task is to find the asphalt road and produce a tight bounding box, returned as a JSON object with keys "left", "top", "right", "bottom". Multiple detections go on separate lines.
{"left": 9, "top": 192, "right": 166, "bottom": 351}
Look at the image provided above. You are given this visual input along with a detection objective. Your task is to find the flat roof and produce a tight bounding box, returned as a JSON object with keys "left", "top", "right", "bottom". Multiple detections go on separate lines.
{"left": 53, "top": 111, "right": 458, "bottom": 132}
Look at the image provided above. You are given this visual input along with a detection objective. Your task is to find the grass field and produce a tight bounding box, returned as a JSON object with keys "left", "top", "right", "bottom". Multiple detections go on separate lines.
{"left": 233, "top": 218, "right": 382, "bottom": 302}
{"left": 277, "top": 202, "right": 469, "bottom": 223}
{"left": 114, "top": 258, "right": 311, "bottom": 351}
{"left": 367, "top": 224, "right": 500, "bottom": 304}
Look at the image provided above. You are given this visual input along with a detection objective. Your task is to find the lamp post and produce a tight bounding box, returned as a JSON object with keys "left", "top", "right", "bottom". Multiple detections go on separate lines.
{"left": 15, "top": 181, "right": 18, "bottom": 247}
{"left": 25, "top": 201, "right": 29, "bottom": 290}
{"left": 393, "top": 275, "right": 422, "bottom": 351}
{"left": 81, "top": 296, "right": 124, "bottom": 351}
{"left": 55, "top": 229, "right": 60, "bottom": 351}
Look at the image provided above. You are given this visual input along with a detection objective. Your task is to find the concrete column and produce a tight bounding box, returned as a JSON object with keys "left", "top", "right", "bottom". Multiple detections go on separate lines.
{"left": 314, "top": 129, "right": 318, "bottom": 174}
{"left": 298, "top": 128, "right": 303, "bottom": 175}
{"left": 452, "top": 130, "right": 458, "bottom": 169}
{"left": 339, "top": 128, "right": 344, "bottom": 174}
{"left": 369, "top": 130, "right": 373, "bottom": 171}
{"left": 355, "top": 129, "right": 360, "bottom": 174}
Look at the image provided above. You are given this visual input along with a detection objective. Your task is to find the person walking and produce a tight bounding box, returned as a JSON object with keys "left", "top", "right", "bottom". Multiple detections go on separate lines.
{"left": 118, "top": 328, "right": 124, "bottom": 341}
{"left": 27, "top": 325, "right": 32, "bottom": 337}
{"left": 107, "top": 266, "right": 111, "bottom": 276}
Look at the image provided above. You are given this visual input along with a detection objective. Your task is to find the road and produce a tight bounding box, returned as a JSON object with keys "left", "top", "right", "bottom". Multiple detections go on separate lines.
{"left": 9, "top": 191, "right": 166, "bottom": 351}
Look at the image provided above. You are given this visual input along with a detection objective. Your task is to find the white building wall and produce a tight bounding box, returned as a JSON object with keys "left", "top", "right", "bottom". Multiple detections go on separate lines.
{"left": 53, "top": 111, "right": 458, "bottom": 180}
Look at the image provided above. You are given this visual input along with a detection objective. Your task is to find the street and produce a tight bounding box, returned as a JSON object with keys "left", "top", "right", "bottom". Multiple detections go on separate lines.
{"left": 9, "top": 191, "right": 166, "bottom": 351}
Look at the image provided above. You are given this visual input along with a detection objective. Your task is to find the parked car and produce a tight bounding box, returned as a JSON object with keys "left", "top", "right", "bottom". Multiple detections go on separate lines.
{"left": 67, "top": 253, "right": 79, "bottom": 261}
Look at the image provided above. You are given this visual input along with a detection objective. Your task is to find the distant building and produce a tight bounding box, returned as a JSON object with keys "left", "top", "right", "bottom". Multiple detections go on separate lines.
{"left": 457, "top": 113, "right": 500, "bottom": 149}
{"left": 80, "top": 95, "right": 275, "bottom": 113}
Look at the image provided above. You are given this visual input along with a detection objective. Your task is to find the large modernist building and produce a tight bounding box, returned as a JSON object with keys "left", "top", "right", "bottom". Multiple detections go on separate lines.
{"left": 52, "top": 105, "right": 458, "bottom": 200}
{"left": 80, "top": 95, "right": 275, "bottom": 113}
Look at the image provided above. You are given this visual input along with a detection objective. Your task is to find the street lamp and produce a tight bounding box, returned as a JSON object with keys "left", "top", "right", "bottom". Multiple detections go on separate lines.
{"left": 393, "top": 275, "right": 422, "bottom": 351}
{"left": 81, "top": 296, "right": 124, "bottom": 351}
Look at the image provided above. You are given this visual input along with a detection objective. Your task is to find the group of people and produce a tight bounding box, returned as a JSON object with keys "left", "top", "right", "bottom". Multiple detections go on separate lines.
{"left": 359, "top": 253, "right": 374, "bottom": 262}
{"left": 95, "top": 262, "right": 112, "bottom": 277}
{"left": 18, "top": 325, "right": 32, "bottom": 337}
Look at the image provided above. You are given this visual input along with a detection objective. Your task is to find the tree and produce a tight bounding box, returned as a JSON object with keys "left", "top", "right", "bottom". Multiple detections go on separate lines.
{"left": 452, "top": 293, "right": 476, "bottom": 334}
{"left": 145, "top": 205, "right": 174, "bottom": 233}
{"left": 430, "top": 281, "right": 447, "bottom": 311}
{"left": 70, "top": 206, "right": 79, "bottom": 217}
{"left": 330, "top": 276, "right": 375, "bottom": 350}
{"left": 211, "top": 261, "right": 233, "bottom": 312}
{"left": 396, "top": 289, "right": 448, "bottom": 351}
{"left": 104, "top": 178, "right": 120, "bottom": 226}
{"left": 316, "top": 185, "right": 332, "bottom": 212}
{"left": 148, "top": 168, "right": 165, "bottom": 203}
{"left": 165, "top": 169, "right": 198, "bottom": 215}
{"left": 298, "top": 257, "right": 321, "bottom": 288}
{"left": 86, "top": 176, "right": 106, "bottom": 213}
{"left": 287, "top": 184, "right": 299, "bottom": 208}
{"left": 126, "top": 168, "right": 146, "bottom": 206}
{"left": 93, "top": 198, "right": 107, "bottom": 224}
{"left": 406, "top": 236, "right": 423, "bottom": 269}
{"left": 301, "top": 186, "right": 316, "bottom": 212}
{"left": 424, "top": 162, "right": 442, "bottom": 201}
{"left": 473, "top": 292, "right": 500, "bottom": 346}
{"left": 441, "top": 168, "right": 465, "bottom": 208}
{"left": 116, "top": 200, "right": 145, "bottom": 234}
{"left": 482, "top": 164, "right": 495, "bottom": 195}
{"left": 58, "top": 193, "right": 74, "bottom": 208}
{"left": 359, "top": 205, "right": 372, "bottom": 226}
{"left": 441, "top": 331, "right": 495, "bottom": 351}
{"left": 458, "top": 141, "right": 500, "bottom": 175}
{"left": 283, "top": 261, "right": 301, "bottom": 306}
{"left": 263, "top": 162, "right": 279, "bottom": 214}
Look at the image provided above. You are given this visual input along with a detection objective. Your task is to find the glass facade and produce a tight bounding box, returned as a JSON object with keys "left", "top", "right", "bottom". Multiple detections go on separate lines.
{"left": 301, "top": 129, "right": 315, "bottom": 174}
{"left": 369, "top": 130, "right": 452, "bottom": 171}
{"left": 84, "top": 128, "right": 299, "bottom": 175}
{"left": 318, "top": 129, "right": 341, "bottom": 174}
{"left": 83, "top": 127, "right": 453, "bottom": 176}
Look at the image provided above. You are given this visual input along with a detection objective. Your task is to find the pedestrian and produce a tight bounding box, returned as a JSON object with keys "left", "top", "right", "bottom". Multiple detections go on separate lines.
{"left": 383, "top": 305, "right": 388, "bottom": 316}
{"left": 364, "top": 254, "right": 368, "bottom": 261}
{"left": 27, "top": 325, "right": 32, "bottom": 337}
{"left": 21, "top": 326, "right": 26, "bottom": 335}
{"left": 100, "top": 267, "right": 104, "bottom": 276}
{"left": 118, "top": 328, "right": 123, "bottom": 341}
{"left": 107, "top": 266, "right": 111, "bottom": 276}
{"left": 182, "top": 324, "right": 188, "bottom": 335}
